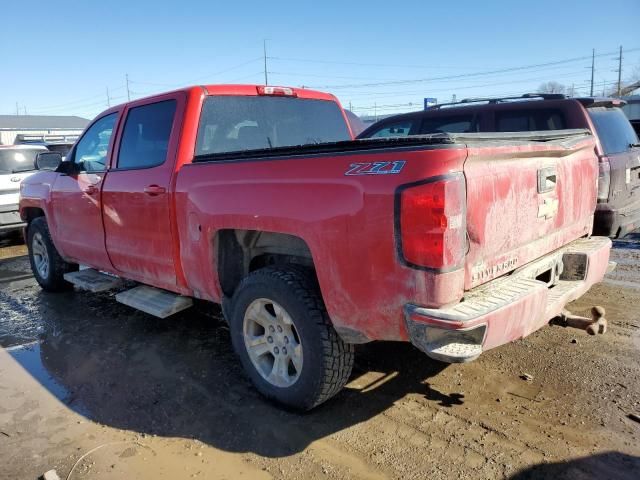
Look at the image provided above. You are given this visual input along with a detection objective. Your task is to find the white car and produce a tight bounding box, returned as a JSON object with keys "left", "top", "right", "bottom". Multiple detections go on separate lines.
{"left": 0, "top": 145, "right": 48, "bottom": 234}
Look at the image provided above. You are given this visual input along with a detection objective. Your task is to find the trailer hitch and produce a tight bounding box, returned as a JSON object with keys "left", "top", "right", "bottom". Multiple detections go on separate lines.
{"left": 554, "top": 306, "right": 607, "bottom": 335}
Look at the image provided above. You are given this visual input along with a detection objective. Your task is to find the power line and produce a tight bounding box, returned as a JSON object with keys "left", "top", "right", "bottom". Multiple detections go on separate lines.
{"left": 307, "top": 47, "right": 640, "bottom": 90}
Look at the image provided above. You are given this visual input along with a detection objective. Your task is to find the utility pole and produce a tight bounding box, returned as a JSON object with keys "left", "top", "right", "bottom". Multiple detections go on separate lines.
{"left": 348, "top": 101, "right": 352, "bottom": 112}
{"left": 106, "top": 87, "right": 111, "bottom": 107}
{"left": 126, "top": 74, "right": 131, "bottom": 101}
{"left": 616, "top": 45, "right": 623, "bottom": 97}
{"left": 374, "top": 102, "right": 377, "bottom": 122}
{"left": 590, "top": 48, "right": 595, "bottom": 96}
{"left": 15, "top": 102, "right": 19, "bottom": 115}
{"left": 263, "top": 39, "right": 269, "bottom": 86}
{"left": 23, "top": 106, "right": 27, "bottom": 115}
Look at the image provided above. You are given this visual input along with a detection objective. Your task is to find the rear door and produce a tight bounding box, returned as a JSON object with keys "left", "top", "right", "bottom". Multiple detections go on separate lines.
{"left": 462, "top": 133, "right": 598, "bottom": 289}
{"left": 101, "top": 94, "right": 184, "bottom": 288}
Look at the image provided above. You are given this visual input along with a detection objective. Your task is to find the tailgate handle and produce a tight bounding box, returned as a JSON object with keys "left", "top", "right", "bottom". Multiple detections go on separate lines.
{"left": 537, "top": 167, "right": 557, "bottom": 194}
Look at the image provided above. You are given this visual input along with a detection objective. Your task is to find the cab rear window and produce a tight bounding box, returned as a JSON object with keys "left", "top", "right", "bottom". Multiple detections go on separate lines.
{"left": 195, "top": 96, "right": 351, "bottom": 156}
{"left": 588, "top": 107, "right": 639, "bottom": 155}
{"left": 496, "top": 109, "right": 566, "bottom": 132}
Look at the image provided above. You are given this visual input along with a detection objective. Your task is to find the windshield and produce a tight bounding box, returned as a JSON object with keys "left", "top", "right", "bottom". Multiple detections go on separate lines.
{"left": 588, "top": 107, "right": 639, "bottom": 155}
{"left": 195, "top": 96, "right": 351, "bottom": 156}
{"left": 0, "top": 148, "right": 42, "bottom": 174}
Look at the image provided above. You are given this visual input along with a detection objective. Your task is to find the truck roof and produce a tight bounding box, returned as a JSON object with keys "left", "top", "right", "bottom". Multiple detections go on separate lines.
{"left": 91, "top": 84, "right": 343, "bottom": 125}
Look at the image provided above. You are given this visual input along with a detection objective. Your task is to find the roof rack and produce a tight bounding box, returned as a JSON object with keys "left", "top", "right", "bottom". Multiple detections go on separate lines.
{"left": 426, "top": 93, "right": 567, "bottom": 110}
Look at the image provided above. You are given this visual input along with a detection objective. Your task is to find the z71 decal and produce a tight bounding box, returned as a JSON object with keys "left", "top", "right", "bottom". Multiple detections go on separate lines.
{"left": 345, "top": 160, "right": 406, "bottom": 176}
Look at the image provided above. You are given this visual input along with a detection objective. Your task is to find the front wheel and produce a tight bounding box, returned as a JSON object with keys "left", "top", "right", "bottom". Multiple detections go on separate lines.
{"left": 27, "top": 217, "right": 77, "bottom": 292}
{"left": 229, "top": 266, "right": 354, "bottom": 411}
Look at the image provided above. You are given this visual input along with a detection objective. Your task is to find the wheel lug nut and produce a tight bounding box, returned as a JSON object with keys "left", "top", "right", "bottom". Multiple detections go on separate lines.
{"left": 269, "top": 325, "right": 275, "bottom": 333}
{"left": 267, "top": 336, "right": 273, "bottom": 343}
{"left": 274, "top": 347, "right": 279, "bottom": 354}
{"left": 284, "top": 337, "right": 289, "bottom": 344}
{"left": 282, "top": 347, "right": 287, "bottom": 355}
{"left": 277, "top": 325, "right": 283, "bottom": 333}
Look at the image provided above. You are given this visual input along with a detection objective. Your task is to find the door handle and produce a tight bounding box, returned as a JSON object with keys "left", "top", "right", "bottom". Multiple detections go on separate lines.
{"left": 84, "top": 185, "right": 99, "bottom": 195}
{"left": 144, "top": 185, "right": 166, "bottom": 196}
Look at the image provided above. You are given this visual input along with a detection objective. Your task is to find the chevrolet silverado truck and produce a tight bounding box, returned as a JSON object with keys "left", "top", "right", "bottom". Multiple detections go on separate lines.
{"left": 20, "top": 84, "right": 612, "bottom": 410}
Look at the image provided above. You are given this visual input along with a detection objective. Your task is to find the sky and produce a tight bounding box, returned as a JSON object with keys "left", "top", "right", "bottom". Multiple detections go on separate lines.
{"left": 2, "top": 0, "right": 639, "bottom": 120}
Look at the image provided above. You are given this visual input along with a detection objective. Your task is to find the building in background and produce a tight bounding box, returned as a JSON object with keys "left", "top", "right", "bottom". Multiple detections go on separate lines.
{"left": 621, "top": 95, "right": 640, "bottom": 121}
{"left": 0, "top": 115, "right": 89, "bottom": 146}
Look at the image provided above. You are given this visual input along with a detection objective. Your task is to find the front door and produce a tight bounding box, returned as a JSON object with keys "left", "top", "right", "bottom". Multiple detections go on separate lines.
{"left": 50, "top": 113, "right": 118, "bottom": 270}
{"left": 101, "top": 96, "right": 182, "bottom": 288}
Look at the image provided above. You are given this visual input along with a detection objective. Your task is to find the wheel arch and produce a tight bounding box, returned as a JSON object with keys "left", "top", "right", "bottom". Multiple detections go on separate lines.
{"left": 216, "top": 229, "right": 315, "bottom": 298}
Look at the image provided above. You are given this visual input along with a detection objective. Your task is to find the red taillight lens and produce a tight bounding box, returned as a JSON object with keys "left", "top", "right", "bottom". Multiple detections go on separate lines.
{"left": 398, "top": 175, "right": 466, "bottom": 270}
{"left": 256, "top": 86, "right": 297, "bottom": 97}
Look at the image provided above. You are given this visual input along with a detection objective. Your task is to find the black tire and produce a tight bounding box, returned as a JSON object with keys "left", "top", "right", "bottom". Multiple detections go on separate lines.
{"left": 229, "top": 266, "right": 354, "bottom": 411}
{"left": 27, "top": 217, "right": 77, "bottom": 292}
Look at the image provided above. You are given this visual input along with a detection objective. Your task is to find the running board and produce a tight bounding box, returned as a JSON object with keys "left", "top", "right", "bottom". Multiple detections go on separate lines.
{"left": 115, "top": 285, "right": 193, "bottom": 318}
{"left": 64, "top": 269, "right": 123, "bottom": 292}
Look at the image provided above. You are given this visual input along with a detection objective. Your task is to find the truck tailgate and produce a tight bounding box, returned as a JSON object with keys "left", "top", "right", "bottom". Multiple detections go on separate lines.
{"left": 462, "top": 131, "right": 597, "bottom": 290}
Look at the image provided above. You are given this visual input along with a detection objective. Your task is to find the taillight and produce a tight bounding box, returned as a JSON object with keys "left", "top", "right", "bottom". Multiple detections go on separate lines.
{"left": 397, "top": 174, "right": 466, "bottom": 270}
{"left": 597, "top": 158, "right": 611, "bottom": 202}
{"left": 256, "top": 86, "right": 297, "bottom": 97}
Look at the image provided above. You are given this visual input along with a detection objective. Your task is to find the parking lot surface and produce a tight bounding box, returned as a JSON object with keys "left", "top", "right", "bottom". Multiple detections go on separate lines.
{"left": 0, "top": 234, "right": 638, "bottom": 479}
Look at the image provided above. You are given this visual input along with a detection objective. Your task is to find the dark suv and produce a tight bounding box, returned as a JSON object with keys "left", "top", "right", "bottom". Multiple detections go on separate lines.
{"left": 359, "top": 94, "right": 640, "bottom": 237}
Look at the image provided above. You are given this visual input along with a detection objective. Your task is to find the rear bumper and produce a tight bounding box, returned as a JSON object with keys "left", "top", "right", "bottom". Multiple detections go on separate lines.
{"left": 0, "top": 203, "right": 25, "bottom": 232}
{"left": 405, "top": 236, "right": 612, "bottom": 363}
{"left": 594, "top": 200, "right": 640, "bottom": 238}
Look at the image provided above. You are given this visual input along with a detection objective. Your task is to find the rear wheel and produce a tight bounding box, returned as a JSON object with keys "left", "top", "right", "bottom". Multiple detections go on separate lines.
{"left": 27, "top": 217, "right": 77, "bottom": 292}
{"left": 229, "top": 266, "right": 354, "bottom": 411}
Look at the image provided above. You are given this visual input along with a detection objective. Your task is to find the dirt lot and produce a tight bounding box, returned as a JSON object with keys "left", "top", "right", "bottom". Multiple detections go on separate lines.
{"left": 0, "top": 233, "right": 638, "bottom": 480}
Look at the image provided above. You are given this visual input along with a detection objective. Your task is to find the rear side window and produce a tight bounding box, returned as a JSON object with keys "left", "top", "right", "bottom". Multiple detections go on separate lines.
{"left": 0, "top": 148, "right": 42, "bottom": 173}
{"left": 588, "top": 107, "right": 639, "bottom": 155}
{"left": 117, "top": 100, "right": 177, "bottom": 169}
{"left": 195, "top": 96, "right": 351, "bottom": 155}
{"left": 420, "top": 115, "right": 476, "bottom": 134}
{"left": 368, "top": 120, "right": 415, "bottom": 138}
{"left": 496, "top": 109, "right": 566, "bottom": 132}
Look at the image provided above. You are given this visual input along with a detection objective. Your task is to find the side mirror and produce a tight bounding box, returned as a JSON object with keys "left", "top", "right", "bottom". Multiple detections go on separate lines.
{"left": 35, "top": 152, "right": 63, "bottom": 171}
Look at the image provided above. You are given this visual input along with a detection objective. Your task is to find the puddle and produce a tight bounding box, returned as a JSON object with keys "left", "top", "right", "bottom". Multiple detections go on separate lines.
{"left": 7, "top": 342, "right": 70, "bottom": 402}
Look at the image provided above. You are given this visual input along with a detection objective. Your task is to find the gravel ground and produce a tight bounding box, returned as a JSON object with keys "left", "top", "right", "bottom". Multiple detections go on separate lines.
{"left": 0, "top": 233, "right": 638, "bottom": 479}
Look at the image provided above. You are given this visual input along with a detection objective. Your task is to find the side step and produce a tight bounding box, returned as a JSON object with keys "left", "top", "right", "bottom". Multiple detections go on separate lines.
{"left": 115, "top": 285, "right": 193, "bottom": 318}
{"left": 64, "top": 269, "right": 123, "bottom": 292}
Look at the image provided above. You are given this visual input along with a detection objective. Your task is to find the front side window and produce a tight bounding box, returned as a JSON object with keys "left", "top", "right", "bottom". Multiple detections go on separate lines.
{"left": 368, "top": 121, "right": 415, "bottom": 138}
{"left": 588, "top": 107, "right": 639, "bottom": 155}
{"left": 496, "top": 109, "right": 566, "bottom": 132}
{"left": 73, "top": 113, "right": 117, "bottom": 172}
{"left": 195, "top": 96, "right": 351, "bottom": 156}
{"left": 117, "top": 100, "right": 177, "bottom": 169}
{"left": 420, "top": 115, "right": 476, "bottom": 134}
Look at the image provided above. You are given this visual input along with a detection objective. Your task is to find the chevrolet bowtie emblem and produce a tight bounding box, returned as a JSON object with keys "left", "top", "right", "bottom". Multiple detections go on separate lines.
{"left": 538, "top": 198, "right": 559, "bottom": 219}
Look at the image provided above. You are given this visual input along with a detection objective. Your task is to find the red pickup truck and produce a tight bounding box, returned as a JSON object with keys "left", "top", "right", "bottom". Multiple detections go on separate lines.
{"left": 20, "top": 84, "right": 612, "bottom": 410}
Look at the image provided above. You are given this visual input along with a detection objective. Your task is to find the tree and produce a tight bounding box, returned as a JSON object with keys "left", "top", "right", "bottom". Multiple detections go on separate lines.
{"left": 538, "top": 81, "right": 566, "bottom": 94}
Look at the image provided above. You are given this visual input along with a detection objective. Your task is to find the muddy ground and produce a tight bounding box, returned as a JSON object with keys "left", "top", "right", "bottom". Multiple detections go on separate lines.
{"left": 0, "top": 233, "right": 638, "bottom": 480}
